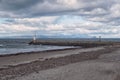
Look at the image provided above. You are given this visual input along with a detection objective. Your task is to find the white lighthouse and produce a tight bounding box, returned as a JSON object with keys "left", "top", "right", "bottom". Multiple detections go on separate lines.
{"left": 33, "top": 32, "right": 36, "bottom": 43}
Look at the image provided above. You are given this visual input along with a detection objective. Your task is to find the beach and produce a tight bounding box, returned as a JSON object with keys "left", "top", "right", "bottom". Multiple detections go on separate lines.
{"left": 0, "top": 0, "right": 120, "bottom": 79}
{"left": 0, "top": 45, "right": 120, "bottom": 80}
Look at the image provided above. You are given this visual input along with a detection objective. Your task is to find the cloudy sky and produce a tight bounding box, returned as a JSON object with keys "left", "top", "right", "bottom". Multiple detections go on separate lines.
{"left": 0, "top": 0, "right": 120, "bottom": 38}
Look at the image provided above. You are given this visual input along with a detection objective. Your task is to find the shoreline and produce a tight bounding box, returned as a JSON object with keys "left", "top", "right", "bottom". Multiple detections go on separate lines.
{"left": 0, "top": 47, "right": 79, "bottom": 57}
{"left": 0, "top": 45, "right": 119, "bottom": 80}
{"left": 0, "top": 47, "right": 104, "bottom": 69}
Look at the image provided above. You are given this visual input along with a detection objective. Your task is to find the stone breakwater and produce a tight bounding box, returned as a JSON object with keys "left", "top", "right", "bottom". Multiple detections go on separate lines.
{"left": 29, "top": 40, "right": 120, "bottom": 48}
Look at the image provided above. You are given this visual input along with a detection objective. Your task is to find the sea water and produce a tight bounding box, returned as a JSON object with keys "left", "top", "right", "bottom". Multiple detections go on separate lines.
{"left": 0, "top": 39, "right": 74, "bottom": 55}
{"left": 0, "top": 38, "right": 119, "bottom": 55}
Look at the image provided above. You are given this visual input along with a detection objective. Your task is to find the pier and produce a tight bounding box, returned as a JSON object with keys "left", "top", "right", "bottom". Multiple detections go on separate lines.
{"left": 28, "top": 39, "right": 120, "bottom": 48}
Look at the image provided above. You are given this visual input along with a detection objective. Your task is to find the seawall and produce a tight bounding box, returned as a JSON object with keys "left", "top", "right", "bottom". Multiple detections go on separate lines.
{"left": 28, "top": 40, "right": 120, "bottom": 48}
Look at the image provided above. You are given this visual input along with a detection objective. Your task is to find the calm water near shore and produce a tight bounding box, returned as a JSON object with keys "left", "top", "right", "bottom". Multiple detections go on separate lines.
{"left": 0, "top": 39, "right": 75, "bottom": 55}
{"left": 0, "top": 38, "right": 120, "bottom": 55}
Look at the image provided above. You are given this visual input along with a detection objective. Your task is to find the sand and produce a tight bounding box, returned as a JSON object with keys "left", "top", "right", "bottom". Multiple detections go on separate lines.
{"left": 14, "top": 46, "right": 120, "bottom": 80}
{"left": 15, "top": 61, "right": 118, "bottom": 80}
{"left": 0, "top": 46, "right": 120, "bottom": 80}
{"left": 0, "top": 47, "right": 104, "bottom": 68}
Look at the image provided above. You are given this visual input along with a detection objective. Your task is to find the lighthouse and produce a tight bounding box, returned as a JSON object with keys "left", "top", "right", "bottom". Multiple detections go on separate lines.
{"left": 33, "top": 32, "right": 36, "bottom": 43}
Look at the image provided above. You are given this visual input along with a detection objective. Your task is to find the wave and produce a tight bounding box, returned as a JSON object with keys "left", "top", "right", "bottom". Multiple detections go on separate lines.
{"left": 0, "top": 44, "right": 4, "bottom": 47}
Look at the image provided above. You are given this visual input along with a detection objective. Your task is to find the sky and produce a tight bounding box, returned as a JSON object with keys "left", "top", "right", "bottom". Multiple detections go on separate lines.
{"left": 0, "top": 0, "right": 120, "bottom": 38}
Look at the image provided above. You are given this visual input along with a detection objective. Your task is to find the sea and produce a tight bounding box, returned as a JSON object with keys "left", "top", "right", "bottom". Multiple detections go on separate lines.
{"left": 0, "top": 38, "right": 74, "bottom": 55}
{"left": 0, "top": 38, "right": 119, "bottom": 55}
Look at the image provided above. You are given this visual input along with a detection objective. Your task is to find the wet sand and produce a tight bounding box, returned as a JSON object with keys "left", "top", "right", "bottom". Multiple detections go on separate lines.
{"left": 0, "top": 45, "right": 120, "bottom": 80}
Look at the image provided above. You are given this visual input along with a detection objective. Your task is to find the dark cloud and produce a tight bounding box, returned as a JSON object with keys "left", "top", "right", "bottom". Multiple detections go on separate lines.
{"left": 0, "top": 0, "right": 119, "bottom": 24}
{"left": 0, "top": 0, "right": 43, "bottom": 11}
{"left": 0, "top": 0, "right": 118, "bottom": 20}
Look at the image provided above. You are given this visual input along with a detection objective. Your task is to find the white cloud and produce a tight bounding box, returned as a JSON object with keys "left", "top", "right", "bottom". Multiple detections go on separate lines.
{"left": 0, "top": 24, "right": 39, "bottom": 33}
{"left": 87, "top": 17, "right": 108, "bottom": 22}
{"left": 110, "top": 4, "right": 120, "bottom": 18}
{"left": 45, "top": 24, "right": 64, "bottom": 31}
{"left": 80, "top": 8, "right": 107, "bottom": 15}
{"left": 15, "top": 16, "right": 58, "bottom": 23}
{"left": 0, "top": 0, "right": 120, "bottom": 38}
{"left": 56, "top": 0, "right": 78, "bottom": 6}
